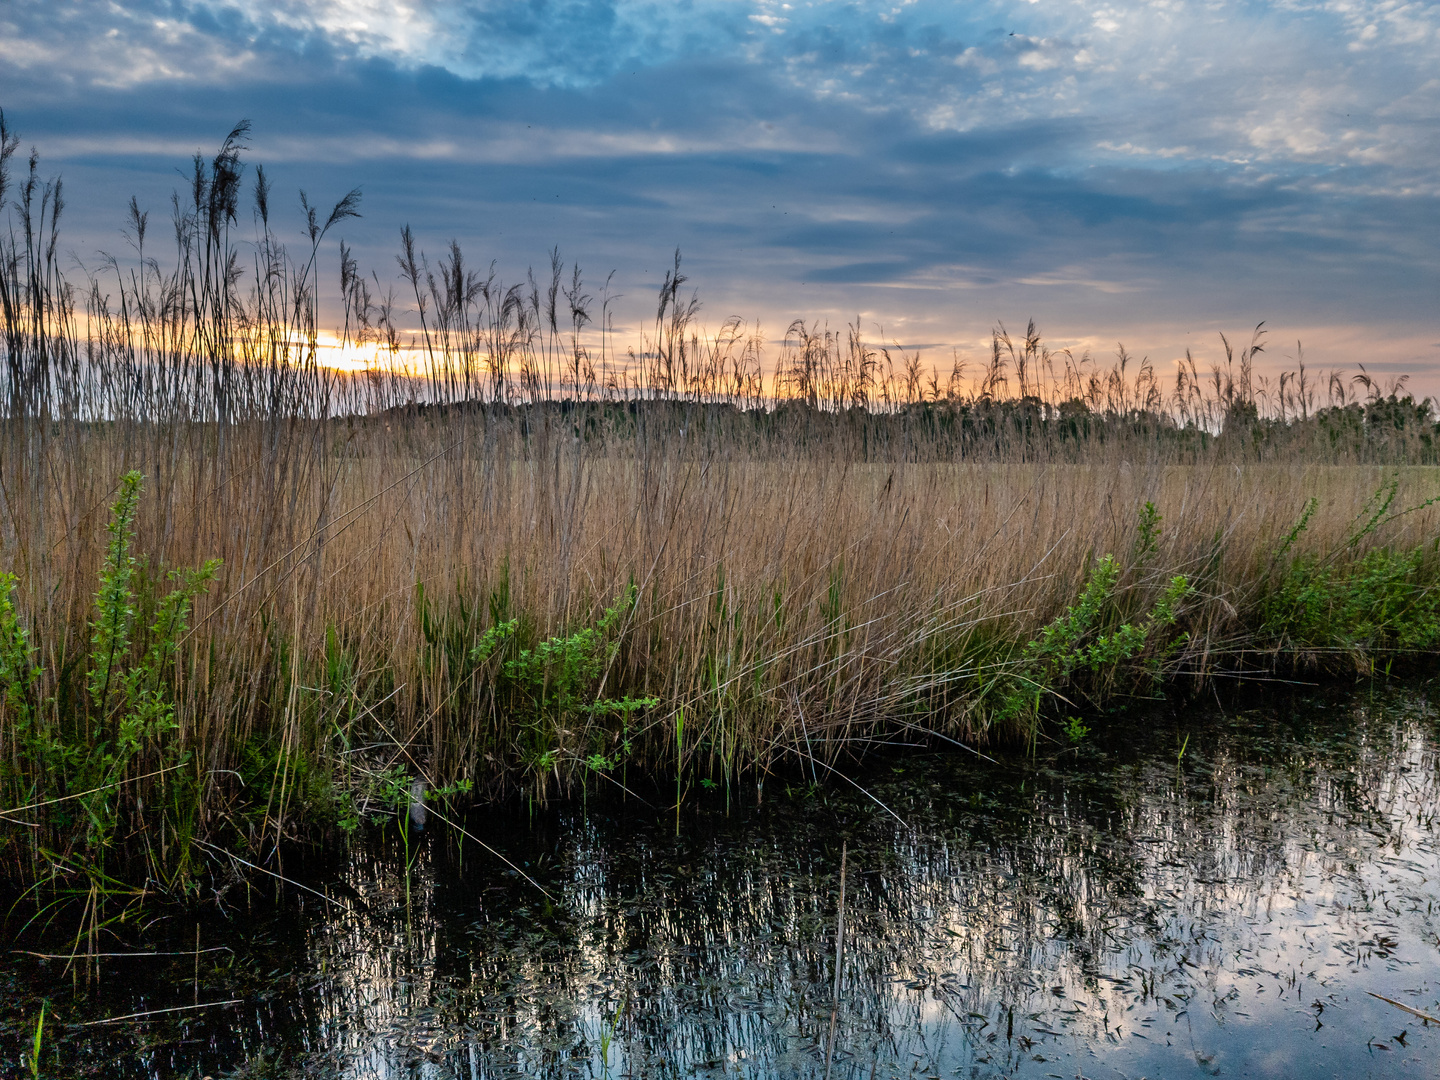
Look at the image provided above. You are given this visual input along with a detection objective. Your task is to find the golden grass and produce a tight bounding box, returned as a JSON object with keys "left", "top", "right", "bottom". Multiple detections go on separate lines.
{"left": 13, "top": 415, "right": 1440, "bottom": 801}
{"left": 5, "top": 117, "right": 1440, "bottom": 892}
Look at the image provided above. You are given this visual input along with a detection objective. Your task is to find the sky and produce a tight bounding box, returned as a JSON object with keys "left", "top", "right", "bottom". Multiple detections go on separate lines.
{"left": 2, "top": 0, "right": 1438, "bottom": 397}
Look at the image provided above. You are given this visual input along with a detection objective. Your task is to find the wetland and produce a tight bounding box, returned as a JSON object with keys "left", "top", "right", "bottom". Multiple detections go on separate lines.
{"left": 5, "top": 680, "right": 1438, "bottom": 1079}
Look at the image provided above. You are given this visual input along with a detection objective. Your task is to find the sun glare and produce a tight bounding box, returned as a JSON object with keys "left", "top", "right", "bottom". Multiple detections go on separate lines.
{"left": 311, "top": 331, "right": 426, "bottom": 375}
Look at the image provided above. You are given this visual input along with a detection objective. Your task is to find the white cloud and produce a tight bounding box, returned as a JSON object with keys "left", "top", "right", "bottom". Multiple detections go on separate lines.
{"left": 3, "top": 0, "right": 1438, "bottom": 189}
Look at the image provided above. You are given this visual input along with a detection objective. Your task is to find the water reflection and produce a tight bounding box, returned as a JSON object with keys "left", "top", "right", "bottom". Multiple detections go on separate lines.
{"left": 5, "top": 686, "right": 1439, "bottom": 1078}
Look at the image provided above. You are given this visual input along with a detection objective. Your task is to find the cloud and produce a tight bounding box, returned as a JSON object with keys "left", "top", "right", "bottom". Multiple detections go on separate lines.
{"left": 0, "top": 0, "right": 1436, "bottom": 388}
{"left": 6, "top": 0, "right": 1437, "bottom": 183}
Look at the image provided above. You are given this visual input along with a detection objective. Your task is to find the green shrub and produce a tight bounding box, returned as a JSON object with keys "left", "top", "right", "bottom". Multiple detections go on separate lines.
{"left": 1262, "top": 546, "right": 1440, "bottom": 654}
{"left": 3, "top": 471, "right": 219, "bottom": 883}
{"left": 990, "top": 504, "right": 1192, "bottom": 735}
{"left": 470, "top": 583, "right": 658, "bottom": 787}
{"left": 1259, "top": 479, "right": 1440, "bottom": 658}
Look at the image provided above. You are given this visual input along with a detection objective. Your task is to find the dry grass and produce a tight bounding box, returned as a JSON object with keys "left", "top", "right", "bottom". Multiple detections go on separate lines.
{"left": 13, "top": 426, "right": 1440, "bottom": 789}
{"left": 4, "top": 115, "right": 1440, "bottom": 896}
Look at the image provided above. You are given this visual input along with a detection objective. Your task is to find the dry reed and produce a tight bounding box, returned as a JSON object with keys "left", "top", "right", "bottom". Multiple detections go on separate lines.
{"left": 3, "top": 116, "right": 1440, "bottom": 896}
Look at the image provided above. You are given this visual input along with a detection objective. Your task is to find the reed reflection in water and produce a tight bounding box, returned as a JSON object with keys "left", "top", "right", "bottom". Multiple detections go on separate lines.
{"left": 290, "top": 689, "right": 1440, "bottom": 1079}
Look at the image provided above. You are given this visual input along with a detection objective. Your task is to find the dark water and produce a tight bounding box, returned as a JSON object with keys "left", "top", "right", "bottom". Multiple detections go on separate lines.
{"left": 5, "top": 684, "right": 1440, "bottom": 1079}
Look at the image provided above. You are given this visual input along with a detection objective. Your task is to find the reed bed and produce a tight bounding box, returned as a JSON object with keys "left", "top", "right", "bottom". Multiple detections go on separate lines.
{"left": 4, "top": 116, "right": 1440, "bottom": 904}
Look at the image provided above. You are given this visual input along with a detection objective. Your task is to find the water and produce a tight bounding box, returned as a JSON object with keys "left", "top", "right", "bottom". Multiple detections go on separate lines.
{"left": 5, "top": 683, "right": 1440, "bottom": 1078}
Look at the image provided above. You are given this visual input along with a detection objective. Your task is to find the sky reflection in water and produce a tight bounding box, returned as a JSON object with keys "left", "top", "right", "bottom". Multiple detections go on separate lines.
{"left": 5, "top": 685, "right": 1440, "bottom": 1078}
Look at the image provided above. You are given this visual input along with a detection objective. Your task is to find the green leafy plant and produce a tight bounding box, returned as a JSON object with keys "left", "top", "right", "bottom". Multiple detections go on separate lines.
{"left": 0, "top": 573, "right": 40, "bottom": 725}
{"left": 1, "top": 572, "right": 47, "bottom": 800}
{"left": 1133, "top": 500, "right": 1162, "bottom": 563}
{"left": 75, "top": 472, "right": 221, "bottom": 852}
{"left": 1262, "top": 546, "right": 1440, "bottom": 655}
{"left": 5, "top": 472, "right": 220, "bottom": 887}
{"left": 469, "top": 584, "right": 658, "bottom": 791}
{"left": 993, "top": 516, "right": 1193, "bottom": 736}
{"left": 1261, "top": 482, "right": 1440, "bottom": 659}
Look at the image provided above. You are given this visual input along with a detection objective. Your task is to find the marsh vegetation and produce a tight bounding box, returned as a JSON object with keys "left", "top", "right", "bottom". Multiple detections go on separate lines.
{"left": 5, "top": 683, "right": 1439, "bottom": 1078}
{"left": 4, "top": 117, "right": 1440, "bottom": 916}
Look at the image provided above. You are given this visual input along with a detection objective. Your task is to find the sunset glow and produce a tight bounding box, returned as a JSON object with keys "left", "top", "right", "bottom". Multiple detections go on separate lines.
{"left": 1, "top": 0, "right": 1433, "bottom": 396}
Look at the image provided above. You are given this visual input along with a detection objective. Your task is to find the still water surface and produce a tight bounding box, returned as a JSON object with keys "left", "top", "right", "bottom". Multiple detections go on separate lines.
{"left": 4, "top": 684, "right": 1440, "bottom": 1078}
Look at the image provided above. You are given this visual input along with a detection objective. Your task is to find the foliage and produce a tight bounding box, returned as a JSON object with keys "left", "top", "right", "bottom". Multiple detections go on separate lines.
{"left": 0, "top": 572, "right": 40, "bottom": 729}
{"left": 72, "top": 473, "right": 221, "bottom": 848}
{"left": 990, "top": 505, "right": 1193, "bottom": 736}
{"left": 2, "top": 472, "right": 219, "bottom": 886}
{"left": 1260, "top": 481, "right": 1440, "bottom": 658}
{"left": 1262, "top": 547, "right": 1440, "bottom": 654}
{"left": 469, "top": 584, "right": 658, "bottom": 787}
